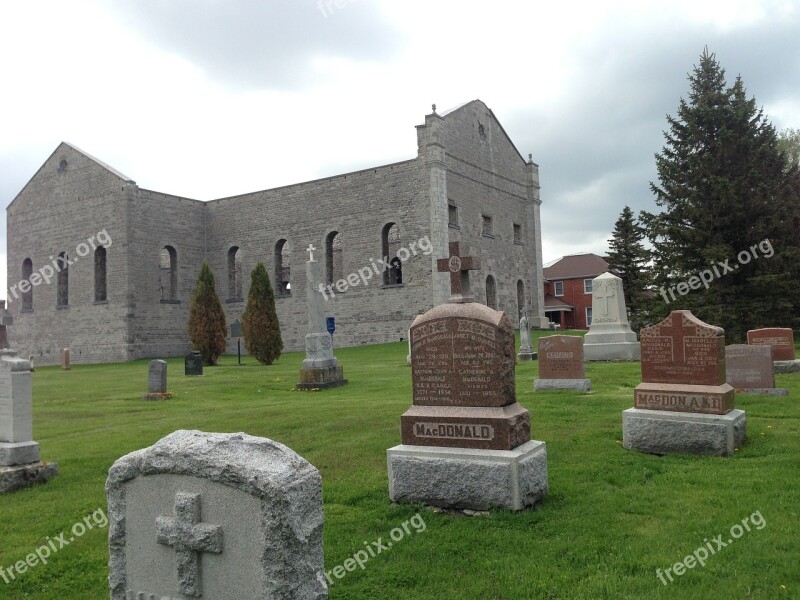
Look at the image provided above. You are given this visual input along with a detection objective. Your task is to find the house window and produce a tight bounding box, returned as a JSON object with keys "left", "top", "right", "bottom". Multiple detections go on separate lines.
{"left": 160, "top": 246, "right": 178, "bottom": 302}
{"left": 513, "top": 223, "right": 522, "bottom": 244}
{"left": 94, "top": 247, "right": 107, "bottom": 302}
{"left": 448, "top": 203, "right": 459, "bottom": 228}
{"left": 274, "top": 240, "right": 291, "bottom": 296}
{"left": 481, "top": 215, "right": 493, "bottom": 237}
{"left": 382, "top": 223, "right": 402, "bottom": 285}
{"left": 586, "top": 307, "right": 593, "bottom": 327}
{"left": 584, "top": 278, "right": 593, "bottom": 294}
{"left": 554, "top": 281, "right": 564, "bottom": 297}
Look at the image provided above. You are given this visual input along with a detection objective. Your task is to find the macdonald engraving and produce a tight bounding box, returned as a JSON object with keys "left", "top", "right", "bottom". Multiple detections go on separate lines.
{"left": 635, "top": 390, "right": 727, "bottom": 413}
{"left": 414, "top": 422, "right": 495, "bottom": 441}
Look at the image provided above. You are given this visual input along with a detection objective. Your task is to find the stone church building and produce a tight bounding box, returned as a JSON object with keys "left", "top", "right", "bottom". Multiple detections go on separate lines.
{"left": 6, "top": 100, "right": 549, "bottom": 364}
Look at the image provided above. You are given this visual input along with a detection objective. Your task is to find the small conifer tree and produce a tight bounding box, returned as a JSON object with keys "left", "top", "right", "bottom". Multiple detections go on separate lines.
{"left": 187, "top": 261, "right": 227, "bottom": 365}
{"left": 242, "top": 261, "right": 283, "bottom": 365}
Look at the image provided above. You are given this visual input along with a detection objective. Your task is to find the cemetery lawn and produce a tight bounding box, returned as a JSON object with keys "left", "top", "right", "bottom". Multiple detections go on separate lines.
{"left": 1, "top": 333, "right": 798, "bottom": 600}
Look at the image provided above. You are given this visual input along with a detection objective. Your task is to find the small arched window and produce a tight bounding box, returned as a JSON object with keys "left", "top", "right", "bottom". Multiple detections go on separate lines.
{"left": 57, "top": 252, "right": 69, "bottom": 307}
{"left": 228, "top": 246, "right": 243, "bottom": 300}
{"left": 160, "top": 246, "right": 178, "bottom": 301}
{"left": 275, "top": 240, "right": 291, "bottom": 296}
{"left": 326, "top": 232, "right": 343, "bottom": 285}
{"left": 95, "top": 247, "right": 107, "bottom": 302}
{"left": 382, "top": 223, "right": 402, "bottom": 285}
{"left": 486, "top": 275, "right": 497, "bottom": 310}
{"left": 21, "top": 258, "right": 33, "bottom": 310}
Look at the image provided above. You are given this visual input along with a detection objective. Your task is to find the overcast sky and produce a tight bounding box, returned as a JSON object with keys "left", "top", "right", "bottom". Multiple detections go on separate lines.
{"left": 2, "top": 0, "right": 799, "bottom": 301}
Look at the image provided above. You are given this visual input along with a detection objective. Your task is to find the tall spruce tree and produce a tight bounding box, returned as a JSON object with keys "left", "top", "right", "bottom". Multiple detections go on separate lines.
{"left": 187, "top": 261, "right": 227, "bottom": 365}
{"left": 606, "top": 205, "right": 650, "bottom": 328}
{"left": 640, "top": 49, "right": 800, "bottom": 340}
{"left": 242, "top": 261, "right": 283, "bottom": 365}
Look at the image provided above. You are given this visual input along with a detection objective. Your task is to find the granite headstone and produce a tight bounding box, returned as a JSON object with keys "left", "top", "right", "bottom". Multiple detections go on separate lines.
{"left": 726, "top": 344, "right": 787, "bottom": 396}
{"left": 185, "top": 350, "right": 203, "bottom": 376}
{"left": 534, "top": 335, "right": 590, "bottom": 392}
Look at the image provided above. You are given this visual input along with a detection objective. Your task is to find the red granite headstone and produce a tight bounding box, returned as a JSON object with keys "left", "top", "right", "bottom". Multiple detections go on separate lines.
{"left": 634, "top": 311, "right": 734, "bottom": 415}
{"left": 725, "top": 344, "right": 775, "bottom": 389}
{"left": 537, "top": 335, "right": 584, "bottom": 379}
{"left": 747, "top": 328, "right": 796, "bottom": 361}
{"left": 399, "top": 243, "right": 531, "bottom": 451}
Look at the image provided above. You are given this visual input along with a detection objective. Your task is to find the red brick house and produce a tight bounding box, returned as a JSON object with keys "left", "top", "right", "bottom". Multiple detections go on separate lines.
{"left": 543, "top": 253, "right": 608, "bottom": 329}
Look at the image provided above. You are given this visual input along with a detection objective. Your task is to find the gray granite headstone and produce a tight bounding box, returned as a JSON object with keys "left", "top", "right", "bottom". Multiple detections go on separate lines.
{"left": 726, "top": 344, "right": 787, "bottom": 396}
{"left": 144, "top": 360, "right": 169, "bottom": 400}
{"left": 185, "top": 351, "right": 203, "bottom": 376}
{"left": 106, "top": 430, "right": 327, "bottom": 599}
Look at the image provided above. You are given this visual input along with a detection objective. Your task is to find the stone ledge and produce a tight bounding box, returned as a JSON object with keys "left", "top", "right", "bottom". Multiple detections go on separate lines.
{"left": 0, "top": 461, "right": 59, "bottom": 494}
{"left": 387, "top": 440, "right": 548, "bottom": 511}
{"left": 622, "top": 408, "right": 746, "bottom": 457}
{"left": 774, "top": 360, "right": 800, "bottom": 374}
{"left": 534, "top": 378, "right": 591, "bottom": 392}
{"left": 0, "top": 441, "right": 40, "bottom": 466}
{"left": 517, "top": 351, "right": 537, "bottom": 361}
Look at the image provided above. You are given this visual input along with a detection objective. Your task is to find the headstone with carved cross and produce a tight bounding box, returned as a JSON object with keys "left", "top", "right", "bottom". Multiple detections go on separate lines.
{"left": 297, "top": 244, "right": 346, "bottom": 389}
{"left": 388, "top": 242, "right": 548, "bottom": 511}
{"left": 583, "top": 272, "right": 640, "bottom": 361}
{"left": 106, "top": 430, "right": 327, "bottom": 599}
{"left": 622, "top": 310, "right": 746, "bottom": 457}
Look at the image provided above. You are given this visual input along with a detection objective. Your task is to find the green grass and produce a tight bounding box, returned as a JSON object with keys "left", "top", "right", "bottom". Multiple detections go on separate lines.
{"left": 1, "top": 333, "right": 798, "bottom": 599}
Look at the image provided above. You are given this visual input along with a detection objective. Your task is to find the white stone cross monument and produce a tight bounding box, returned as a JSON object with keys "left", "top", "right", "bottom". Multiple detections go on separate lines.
{"left": 583, "top": 272, "right": 640, "bottom": 361}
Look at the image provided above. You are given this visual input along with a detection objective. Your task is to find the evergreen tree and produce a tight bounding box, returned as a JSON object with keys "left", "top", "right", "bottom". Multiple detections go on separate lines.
{"left": 187, "top": 261, "right": 227, "bottom": 365}
{"left": 640, "top": 48, "right": 800, "bottom": 340}
{"left": 777, "top": 127, "right": 800, "bottom": 171}
{"left": 606, "top": 205, "right": 650, "bottom": 329}
{"left": 242, "top": 262, "right": 283, "bottom": 365}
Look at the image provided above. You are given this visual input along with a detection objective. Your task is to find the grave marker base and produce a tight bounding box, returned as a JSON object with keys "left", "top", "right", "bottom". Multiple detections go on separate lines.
{"left": 0, "top": 461, "right": 58, "bottom": 494}
{"left": 774, "top": 360, "right": 800, "bottom": 374}
{"left": 534, "top": 378, "right": 591, "bottom": 392}
{"left": 296, "top": 365, "right": 347, "bottom": 390}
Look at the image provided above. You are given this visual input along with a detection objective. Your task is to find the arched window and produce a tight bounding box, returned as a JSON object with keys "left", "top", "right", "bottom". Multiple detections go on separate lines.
{"left": 160, "top": 246, "right": 178, "bottom": 301}
{"left": 228, "top": 246, "right": 243, "bottom": 300}
{"left": 57, "top": 252, "right": 69, "bottom": 307}
{"left": 21, "top": 258, "right": 33, "bottom": 311}
{"left": 382, "top": 223, "right": 402, "bottom": 285}
{"left": 275, "top": 240, "right": 291, "bottom": 296}
{"left": 95, "top": 247, "right": 107, "bottom": 302}
{"left": 486, "top": 275, "right": 497, "bottom": 310}
{"left": 517, "top": 280, "right": 525, "bottom": 321}
{"left": 326, "top": 232, "right": 343, "bottom": 285}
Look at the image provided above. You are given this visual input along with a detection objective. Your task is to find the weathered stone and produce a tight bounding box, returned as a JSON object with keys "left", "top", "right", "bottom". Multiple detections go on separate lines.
{"left": 388, "top": 440, "right": 548, "bottom": 511}
{"left": 622, "top": 408, "right": 746, "bottom": 457}
{"left": 106, "top": 430, "right": 326, "bottom": 600}
{"left": 747, "top": 327, "right": 796, "bottom": 361}
{"left": 144, "top": 359, "right": 169, "bottom": 400}
{"left": 60, "top": 347, "right": 70, "bottom": 370}
{"left": 534, "top": 335, "right": 590, "bottom": 392}
{"left": 774, "top": 360, "right": 800, "bottom": 374}
{"left": 726, "top": 344, "right": 782, "bottom": 391}
{"left": 534, "top": 379, "right": 591, "bottom": 392}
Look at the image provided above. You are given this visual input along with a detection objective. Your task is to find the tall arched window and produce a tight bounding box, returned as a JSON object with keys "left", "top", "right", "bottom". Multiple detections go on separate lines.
{"left": 95, "top": 247, "right": 107, "bottom": 302}
{"left": 21, "top": 258, "right": 33, "bottom": 311}
{"left": 57, "top": 252, "right": 69, "bottom": 307}
{"left": 160, "top": 246, "right": 178, "bottom": 301}
{"left": 382, "top": 222, "right": 402, "bottom": 285}
{"left": 517, "top": 280, "right": 525, "bottom": 321}
{"left": 275, "top": 240, "right": 291, "bottom": 296}
{"left": 228, "top": 246, "right": 243, "bottom": 300}
{"left": 326, "top": 232, "right": 343, "bottom": 285}
{"left": 486, "top": 275, "right": 497, "bottom": 310}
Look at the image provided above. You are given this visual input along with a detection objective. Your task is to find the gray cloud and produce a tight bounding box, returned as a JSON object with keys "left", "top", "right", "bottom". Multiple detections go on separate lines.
{"left": 107, "top": 0, "right": 404, "bottom": 90}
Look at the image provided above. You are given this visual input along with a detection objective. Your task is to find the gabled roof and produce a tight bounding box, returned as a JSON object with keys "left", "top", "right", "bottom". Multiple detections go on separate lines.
{"left": 439, "top": 99, "right": 530, "bottom": 166}
{"left": 544, "top": 294, "right": 574, "bottom": 311}
{"left": 7, "top": 142, "right": 135, "bottom": 211}
{"left": 544, "top": 253, "right": 608, "bottom": 280}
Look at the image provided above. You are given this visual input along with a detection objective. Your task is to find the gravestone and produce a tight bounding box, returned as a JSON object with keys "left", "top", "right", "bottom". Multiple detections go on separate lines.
{"left": 534, "top": 335, "right": 590, "bottom": 392}
{"left": 297, "top": 245, "right": 347, "bottom": 389}
{"left": 0, "top": 302, "right": 12, "bottom": 349}
{"left": 106, "top": 430, "right": 326, "bottom": 599}
{"left": 517, "top": 308, "right": 536, "bottom": 361}
{"left": 388, "top": 242, "right": 548, "bottom": 511}
{"left": 144, "top": 360, "right": 170, "bottom": 400}
{"left": 61, "top": 347, "right": 70, "bottom": 370}
{"left": 583, "top": 272, "right": 640, "bottom": 361}
{"left": 747, "top": 327, "right": 800, "bottom": 373}
{"left": 726, "top": 345, "right": 787, "bottom": 396}
{"left": 0, "top": 349, "right": 58, "bottom": 493}
{"left": 623, "top": 310, "right": 746, "bottom": 456}
{"left": 185, "top": 350, "right": 204, "bottom": 376}
{"left": 406, "top": 327, "right": 412, "bottom": 366}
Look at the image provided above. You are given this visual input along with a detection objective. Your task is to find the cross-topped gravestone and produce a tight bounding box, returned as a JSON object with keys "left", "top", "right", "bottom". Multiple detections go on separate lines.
{"left": 583, "top": 272, "right": 640, "bottom": 360}
{"left": 623, "top": 310, "right": 745, "bottom": 457}
{"left": 156, "top": 491, "right": 223, "bottom": 597}
{"left": 436, "top": 242, "right": 480, "bottom": 303}
{"left": 306, "top": 244, "right": 317, "bottom": 262}
{"left": 107, "top": 430, "right": 327, "bottom": 599}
